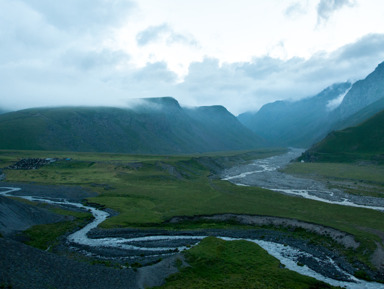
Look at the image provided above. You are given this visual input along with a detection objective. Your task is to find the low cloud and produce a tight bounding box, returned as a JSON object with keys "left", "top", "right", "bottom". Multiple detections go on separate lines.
{"left": 317, "top": 0, "right": 355, "bottom": 24}
{"left": 23, "top": 0, "right": 135, "bottom": 31}
{"left": 172, "top": 34, "right": 384, "bottom": 114}
{"left": 136, "top": 23, "right": 198, "bottom": 47}
{"left": 1, "top": 0, "right": 384, "bottom": 116}
{"left": 285, "top": 2, "right": 308, "bottom": 18}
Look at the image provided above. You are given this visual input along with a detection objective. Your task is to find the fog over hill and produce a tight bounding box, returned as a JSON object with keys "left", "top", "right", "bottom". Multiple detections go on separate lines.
{"left": 0, "top": 97, "right": 263, "bottom": 154}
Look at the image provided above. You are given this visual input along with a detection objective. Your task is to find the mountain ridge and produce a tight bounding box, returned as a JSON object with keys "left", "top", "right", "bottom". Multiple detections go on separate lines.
{"left": 0, "top": 98, "right": 263, "bottom": 154}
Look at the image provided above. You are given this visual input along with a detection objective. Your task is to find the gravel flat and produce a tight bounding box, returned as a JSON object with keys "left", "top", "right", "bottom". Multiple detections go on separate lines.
{"left": 0, "top": 237, "right": 139, "bottom": 289}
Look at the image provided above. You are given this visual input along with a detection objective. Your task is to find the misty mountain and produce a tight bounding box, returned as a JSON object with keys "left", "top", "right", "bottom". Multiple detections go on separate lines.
{"left": 239, "top": 60, "right": 384, "bottom": 148}
{"left": 331, "top": 62, "right": 384, "bottom": 123}
{"left": 0, "top": 97, "right": 263, "bottom": 154}
{"left": 300, "top": 110, "right": 384, "bottom": 163}
{"left": 330, "top": 61, "right": 384, "bottom": 130}
{"left": 238, "top": 82, "right": 352, "bottom": 147}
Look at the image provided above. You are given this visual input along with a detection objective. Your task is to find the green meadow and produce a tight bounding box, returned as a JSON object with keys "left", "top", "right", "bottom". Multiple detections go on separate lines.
{"left": 1, "top": 149, "right": 384, "bottom": 286}
{"left": 156, "top": 237, "right": 336, "bottom": 289}
{"left": 284, "top": 162, "right": 384, "bottom": 198}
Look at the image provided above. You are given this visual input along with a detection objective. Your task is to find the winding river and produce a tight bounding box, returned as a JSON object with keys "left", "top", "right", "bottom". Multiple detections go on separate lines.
{"left": 1, "top": 149, "right": 384, "bottom": 288}
{"left": 223, "top": 148, "right": 384, "bottom": 211}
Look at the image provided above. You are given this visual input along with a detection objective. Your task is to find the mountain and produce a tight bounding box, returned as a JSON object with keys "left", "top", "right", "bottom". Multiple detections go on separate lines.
{"left": 0, "top": 97, "right": 263, "bottom": 154}
{"left": 238, "top": 82, "right": 352, "bottom": 147}
{"left": 239, "top": 60, "right": 384, "bottom": 148}
{"left": 331, "top": 62, "right": 384, "bottom": 123}
{"left": 300, "top": 110, "right": 384, "bottom": 163}
{"left": 329, "top": 62, "right": 384, "bottom": 130}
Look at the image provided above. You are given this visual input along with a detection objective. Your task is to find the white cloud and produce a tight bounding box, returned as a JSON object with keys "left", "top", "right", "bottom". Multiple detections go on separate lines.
{"left": 1, "top": 0, "right": 384, "bottom": 116}
{"left": 317, "top": 0, "right": 356, "bottom": 24}
{"left": 285, "top": 1, "right": 309, "bottom": 18}
{"left": 327, "top": 87, "right": 351, "bottom": 110}
{"left": 136, "top": 23, "right": 198, "bottom": 47}
{"left": 23, "top": 0, "right": 135, "bottom": 31}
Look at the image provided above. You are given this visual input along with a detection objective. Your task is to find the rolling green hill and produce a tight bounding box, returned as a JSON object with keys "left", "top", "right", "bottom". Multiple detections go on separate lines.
{"left": 300, "top": 110, "right": 384, "bottom": 163}
{"left": 0, "top": 97, "right": 263, "bottom": 154}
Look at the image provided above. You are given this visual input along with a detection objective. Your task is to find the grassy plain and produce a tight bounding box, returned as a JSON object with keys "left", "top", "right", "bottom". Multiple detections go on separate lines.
{"left": 157, "top": 237, "right": 336, "bottom": 289}
{"left": 284, "top": 162, "right": 384, "bottom": 198}
{"left": 1, "top": 149, "right": 384, "bottom": 285}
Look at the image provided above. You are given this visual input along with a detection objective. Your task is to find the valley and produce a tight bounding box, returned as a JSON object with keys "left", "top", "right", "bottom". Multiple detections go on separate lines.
{"left": 0, "top": 61, "right": 384, "bottom": 289}
{"left": 1, "top": 148, "right": 384, "bottom": 288}
{"left": 2, "top": 2, "right": 384, "bottom": 288}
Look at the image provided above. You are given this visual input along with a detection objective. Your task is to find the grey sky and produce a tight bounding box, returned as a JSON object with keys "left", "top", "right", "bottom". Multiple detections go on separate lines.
{"left": 1, "top": 0, "right": 384, "bottom": 115}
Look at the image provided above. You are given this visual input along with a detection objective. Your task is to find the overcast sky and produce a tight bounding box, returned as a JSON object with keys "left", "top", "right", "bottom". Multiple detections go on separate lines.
{"left": 1, "top": 0, "right": 384, "bottom": 115}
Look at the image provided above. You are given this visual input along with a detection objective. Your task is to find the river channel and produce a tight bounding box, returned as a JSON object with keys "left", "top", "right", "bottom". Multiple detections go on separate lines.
{"left": 223, "top": 148, "right": 384, "bottom": 211}
{"left": 1, "top": 149, "right": 384, "bottom": 288}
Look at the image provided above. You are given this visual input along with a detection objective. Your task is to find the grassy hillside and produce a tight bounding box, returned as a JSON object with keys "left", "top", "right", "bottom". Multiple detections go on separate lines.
{"left": 0, "top": 98, "right": 263, "bottom": 154}
{"left": 300, "top": 110, "right": 384, "bottom": 163}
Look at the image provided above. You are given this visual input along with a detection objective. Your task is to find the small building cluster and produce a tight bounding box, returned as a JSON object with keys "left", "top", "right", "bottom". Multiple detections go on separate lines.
{"left": 7, "top": 158, "right": 57, "bottom": 170}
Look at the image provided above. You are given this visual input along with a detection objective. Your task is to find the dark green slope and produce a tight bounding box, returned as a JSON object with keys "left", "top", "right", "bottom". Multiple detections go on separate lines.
{"left": 0, "top": 98, "right": 263, "bottom": 154}
{"left": 300, "top": 110, "right": 384, "bottom": 163}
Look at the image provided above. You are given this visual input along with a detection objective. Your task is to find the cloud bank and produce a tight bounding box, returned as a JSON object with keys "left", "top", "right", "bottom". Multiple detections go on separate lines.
{"left": 136, "top": 23, "right": 198, "bottom": 47}
{"left": 317, "top": 0, "right": 355, "bottom": 23}
{"left": 1, "top": 0, "right": 384, "bottom": 115}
